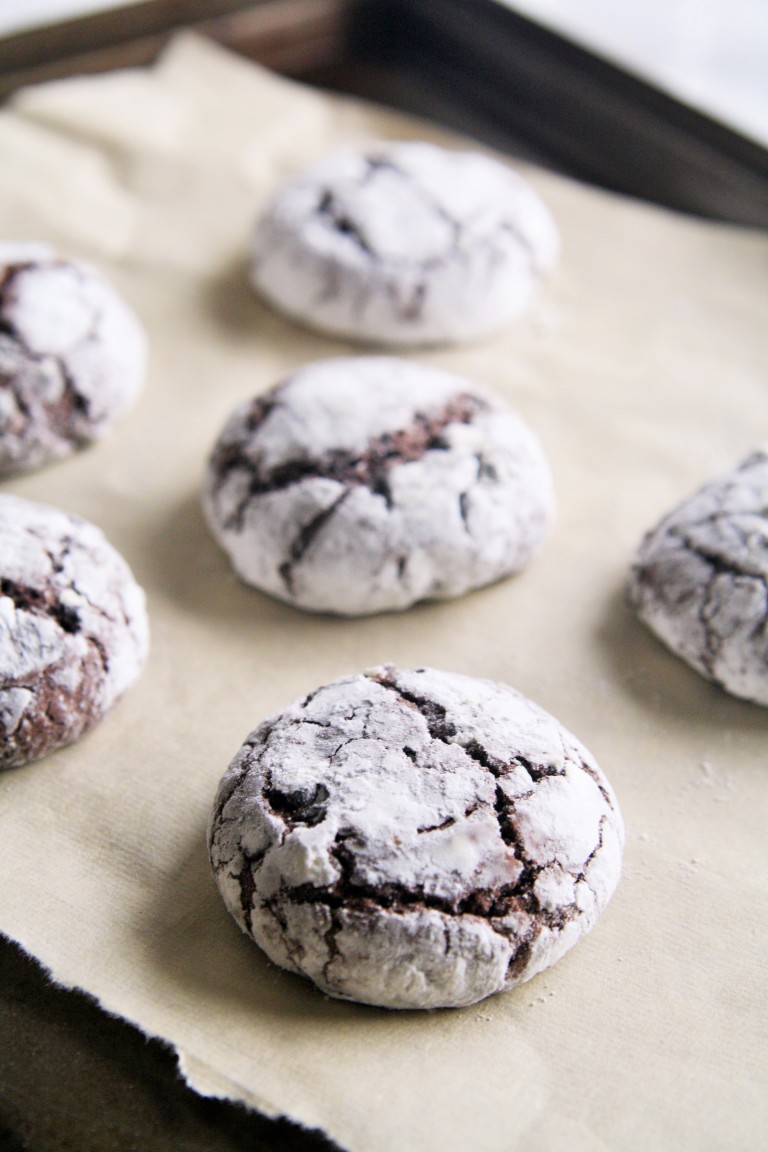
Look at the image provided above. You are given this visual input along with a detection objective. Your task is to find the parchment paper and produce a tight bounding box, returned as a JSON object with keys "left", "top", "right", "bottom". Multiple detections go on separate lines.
{"left": 1, "top": 33, "right": 767, "bottom": 1152}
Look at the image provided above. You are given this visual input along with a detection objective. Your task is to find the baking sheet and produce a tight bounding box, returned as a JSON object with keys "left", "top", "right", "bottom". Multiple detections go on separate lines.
{"left": 0, "top": 32, "right": 767, "bottom": 1152}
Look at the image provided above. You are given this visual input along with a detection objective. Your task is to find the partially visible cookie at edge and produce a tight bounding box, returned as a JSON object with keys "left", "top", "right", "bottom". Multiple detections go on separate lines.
{"left": 0, "top": 242, "right": 147, "bottom": 476}
{"left": 208, "top": 665, "right": 624, "bottom": 1010}
{"left": 0, "top": 494, "right": 149, "bottom": 769}
{"left": 202, "top": 356, "right": 555, "bottom": 615}
{"left": 627, "top": 449, "right": 768, "bottom": 706}
{"left": 250, "top": 140, "right": 559, "bottom": 346}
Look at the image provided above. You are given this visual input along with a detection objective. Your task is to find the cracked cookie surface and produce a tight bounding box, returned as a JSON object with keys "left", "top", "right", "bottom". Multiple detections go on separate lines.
{"left": 0, "top": 494, "right": 149, "bottom": 769}
{"left": 0, "top": 242, "right": 146, "bottom": 475}
{"left": 208, "top": 665, "right": 624, "bottom": 1009}
{"left": 627, "top": 450, "right": 768, "bottom": 706}
{"left": 249, "top": 141, "right": 559, "bottom": 345}
{"left": 202, "top": 357, "right": 555, "bottom": 615}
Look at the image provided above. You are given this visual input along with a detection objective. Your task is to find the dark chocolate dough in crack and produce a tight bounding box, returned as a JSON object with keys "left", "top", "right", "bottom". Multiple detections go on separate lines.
{"left": 208, "top": 666, "right": 624, "bottom": 1010}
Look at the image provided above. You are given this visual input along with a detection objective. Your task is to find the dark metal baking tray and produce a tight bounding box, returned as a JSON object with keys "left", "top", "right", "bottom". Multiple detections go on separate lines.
{"left": 1, "top": 0, "right": 767, "bottom": 226}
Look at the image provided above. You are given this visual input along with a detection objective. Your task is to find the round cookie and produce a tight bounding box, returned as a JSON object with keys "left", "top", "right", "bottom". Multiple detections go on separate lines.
{"left": 0, "top": 494, "right": 149, "bottom": 769}
{"left": 208, "top": 665, "right": 624, "bottom": 1010}
{"left": 250, "top": 141, "right": 559, "bottom": 346}
{"left": 627, "top": 449, "right": 768, "bottom": 706}
{"left": 0, "top": 242, "right": 146, "bottom": 475}
{"left": 203, "top": 357, "right": 555, "bottom": 616}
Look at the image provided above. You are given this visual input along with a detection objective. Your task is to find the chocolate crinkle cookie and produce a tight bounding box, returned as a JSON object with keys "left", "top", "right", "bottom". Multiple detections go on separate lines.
{"left": 0, "top": 242, "right": 146, "bottom": 475}
{"left": 250, "top": 141, "right": 559, "bottom": 346}
{"left": 0, "top": 495, "right": 149, "bottom": 769}
{"left": 627, "top": 449, "right": 768, "bottom": 706}
{"left": 203, "top": 357, "right": 554, "bottom": 615}
{"left": 208, "top": 666, "right": 624, "bottom": 1010}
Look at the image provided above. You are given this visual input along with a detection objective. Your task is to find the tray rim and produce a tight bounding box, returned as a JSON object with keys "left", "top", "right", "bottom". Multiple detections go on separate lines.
{"left": 1, "top": 0, "right": 767, "bottom": 226}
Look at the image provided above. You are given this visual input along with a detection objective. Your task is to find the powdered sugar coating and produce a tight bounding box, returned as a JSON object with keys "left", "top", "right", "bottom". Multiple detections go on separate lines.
{"left": 208, "top": 666, "right": 624, "bottom": 1010}
{"left": 0, "top": 495, "right": 149, "bottom": 769}
{"left": 0, "top": 243, "right": 146, "bottom": 475}
{"left": 250, "top": 141, "right": 559, "bottom": 346}
{"left": 203, "top": 357, "right": 555, "bottom": 616}
{"left": 627, "top": 450, "right": 768, "bottom": 706}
